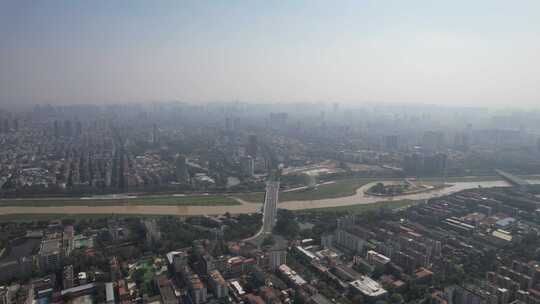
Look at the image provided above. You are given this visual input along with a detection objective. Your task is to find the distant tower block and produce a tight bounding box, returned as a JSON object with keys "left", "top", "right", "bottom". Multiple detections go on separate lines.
{"left": 75, "top": 121, "right": 82, "bottom": 136}
{"left": 225, "top": 117, "right": 232, "bottom": 132}
{"left": 384, "top": 135, "right": 399, "bottom": 151}
{"left": 152, "top": 124, "right": 159, "bottom": 144}
{"left": 175, "top": 154, "right": 189, "bottom": 183}
{"left": 246, "top": 134, "right": 258, "bottom": 158}
{"left": 240, "top": 156, "right": 255, "bottom": 177}
{"left": 422, "top": 131, "right": 445, "bottom": 152}
{"left": 54, "top": 120, "right": 60, "bottom": 138}
{"left": 64, "top": 120, "right": 73, "bottom": 137}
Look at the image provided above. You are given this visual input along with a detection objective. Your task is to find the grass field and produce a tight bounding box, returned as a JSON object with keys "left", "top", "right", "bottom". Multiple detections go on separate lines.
{"left": 0, "top": 213, "right": 175, "bottom": 222}
{"left": 0, "top": 195, "right": 239, "bottom": 207}
{"left": 422, "top": 175, "right": 540, "bottom": 183}
{"left": 298, "top": 199, "right": 416, "bottom": 214}
{"left": 0, "top": 200, "right": 417, "bottom": 222}
{"left": 235, "top": 178, "right": 376, "bottom": 203}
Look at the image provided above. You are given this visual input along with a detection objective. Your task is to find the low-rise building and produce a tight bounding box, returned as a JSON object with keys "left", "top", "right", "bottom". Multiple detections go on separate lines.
{"left": 349, "top": 276, "right": 388, "bottom": 301}
{"left": 156, "top": 276, "right": 177, "bottom": 304}
{"left": 278, "top": 264, "right": 307, "bottom": 288}
{"left": 185, "top": 269, "right": 207, "bottom": 304}
{"left": 38, "top": 238, "right": 62, "bottom": 272}
{"left": 208, "top": 270, "right": 228, "bottom": 299}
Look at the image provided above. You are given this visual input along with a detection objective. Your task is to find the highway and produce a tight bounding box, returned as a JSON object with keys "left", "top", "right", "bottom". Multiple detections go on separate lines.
{"left": 244, "top": 181, "right": 280, "bottom": 245}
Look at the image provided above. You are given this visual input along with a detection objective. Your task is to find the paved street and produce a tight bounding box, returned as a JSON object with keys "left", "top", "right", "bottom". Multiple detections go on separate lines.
{"left": 244, "top": 181, "right": 280, "bottom": 244}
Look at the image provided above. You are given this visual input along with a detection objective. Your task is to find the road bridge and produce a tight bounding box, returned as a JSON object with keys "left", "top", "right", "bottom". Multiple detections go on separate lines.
{"left": 495, "top": 169, "right": 530, "bottom": 189}
{"left": 244, "top": 181, "right": 280, "bottom": 245}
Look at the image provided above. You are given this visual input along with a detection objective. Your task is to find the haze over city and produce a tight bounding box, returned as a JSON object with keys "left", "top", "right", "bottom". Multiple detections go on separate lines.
{"left": 2, "top": 0, "right": 540, "bottom": 107}
{"left": 4, "top": 2, "right": 540, "bottom": 304}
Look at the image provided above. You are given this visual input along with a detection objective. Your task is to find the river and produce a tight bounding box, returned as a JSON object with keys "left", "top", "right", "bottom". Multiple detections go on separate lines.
{"left": 0, "top": 179, "right": 538, "bottom": 216}
{"left": 279, "top": 180, "right": 512, "bottom": 210}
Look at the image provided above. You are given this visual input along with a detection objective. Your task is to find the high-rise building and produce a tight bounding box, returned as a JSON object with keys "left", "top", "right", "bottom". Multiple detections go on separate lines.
{"left": 175, "top": 154, "right": 189, "bottom": 183}
{"left": 403, "top": 152, "right": 446, "bottom": 176}
{"left": 384, "top": 135, "right": 399, "bottom": 151}
{"left": 424, "top": 153, "right": 447, "bottom": 176}
{"left": 268, "top": 249, "right": 287, "bottom": 271}
{"left": 38, "top": 238, "right": 62, "bottom": 272}
{"left": 403, "top": 153, "right": 424, "bottom": 176}
{"left": 63, "top": 265, "right": 75, "bottom": 289}
{"left": 422, "top": 131, "right": 445, "bottom": 152}
{"left": 64, "top": 120, "right": 72, "bottom": 137}
{"left": 231, "top": 117, "right": 240, "bottom": 131}
{"left": 152, "top": 124, "right": 159, "bottom": 145}
{"left": 54, "top": 120, "right": 60, "bottom": 138}
{"left": 225, "top": 117, "right": 232, "bottom": 132}
{"left": 240, "top": 156, "right": 255, "bottom": 177}
{"left": 366, "top": 250, "right": 391, "bottom": 268}
{"left": 75, "top": 121, "right": 82, "bottom": 136}
{"left": 246, "top": 134, "right": 258, "bottom": 158}
{"left": 453, "top": 132, "right": 470, "bottom": 151}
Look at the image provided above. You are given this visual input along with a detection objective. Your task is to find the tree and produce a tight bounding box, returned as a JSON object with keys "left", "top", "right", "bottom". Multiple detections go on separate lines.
{"left": 274, "top": 209, "right": 300, "bottom": 238}
{"left": 371, "top": 265, "right": 386, "bottom": 280}
{"left": 371, "top": 183, "right": 385, "bottom": 194}
{"left": 353, "top": 262, "right": 372, "bottom": 275}
{"left": 390, "top": 293, "right": 404, "bottom": 304}
{"left": 262, "top": 236, "right": 275, "bottom": 247}
{"left": 132, "top": 268, "right": 146, "bottom": 285}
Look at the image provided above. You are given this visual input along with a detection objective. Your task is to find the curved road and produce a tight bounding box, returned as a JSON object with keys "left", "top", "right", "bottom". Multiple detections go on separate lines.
{"left": 244, "top": 181, "right": 279, "bottom": 244}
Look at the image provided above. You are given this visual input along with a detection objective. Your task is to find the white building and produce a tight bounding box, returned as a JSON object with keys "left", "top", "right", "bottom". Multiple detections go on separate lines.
{"left": 366, "top": 250, "right": 391, "bottom": 267}
{"left": 349, "top": 276, "right": 388, "bottom": 300}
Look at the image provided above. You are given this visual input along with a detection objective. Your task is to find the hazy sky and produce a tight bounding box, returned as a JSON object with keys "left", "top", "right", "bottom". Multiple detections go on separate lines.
{"left": 1, "top": 1, "right": 540, "bottom": 107}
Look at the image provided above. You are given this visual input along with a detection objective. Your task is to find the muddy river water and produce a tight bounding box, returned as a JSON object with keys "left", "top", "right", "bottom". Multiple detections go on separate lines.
{"left": 1, "top": 179, "right": 533, "bottom": 217}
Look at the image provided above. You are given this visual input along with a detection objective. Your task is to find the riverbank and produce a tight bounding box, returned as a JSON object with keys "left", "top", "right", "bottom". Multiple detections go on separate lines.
{"left": 0, "top": 179, "right": 522, "bottom": 220}
{"left": 0, "top": 194, "right": 239, "bottom": 207}
{"left": 363, "top": 181, "right": 450, "bottom": 197}
{"left": 235, "top": 177, "right": 377, "bottom": 203}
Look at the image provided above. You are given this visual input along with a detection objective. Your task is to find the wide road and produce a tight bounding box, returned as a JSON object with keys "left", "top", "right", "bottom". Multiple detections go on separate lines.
{"left": 244, "top": 181, "right": 280, "bottom": 244}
